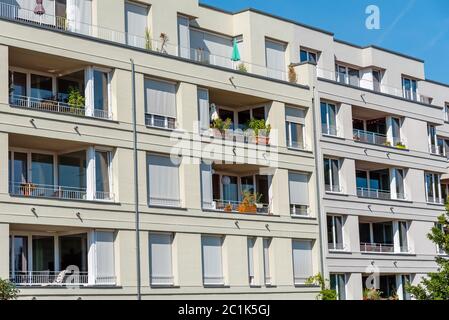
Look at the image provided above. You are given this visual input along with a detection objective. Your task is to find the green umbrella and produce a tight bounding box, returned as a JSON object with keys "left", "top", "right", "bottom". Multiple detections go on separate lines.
{"left": 231, "top": 38, "right": 241, "bottom": 62}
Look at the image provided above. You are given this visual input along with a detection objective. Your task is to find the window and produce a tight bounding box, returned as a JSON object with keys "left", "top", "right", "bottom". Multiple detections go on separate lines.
{"left": 425, "top": 172, "right": 442, "bottom": 204}
{"left": 359, "top": 222, "right": 394, "bottom": 253}
{"left": 247, "top": 237, "right": 256, "bottom": 286}
{"left": 437, "top": 138, "right": 449, "bottom": 158}
{"left": 428, "top": 125, "right": 438, "bottom": 154}
{"left": 330, "top": 274, "right": 346, "bottom": 300}
{"left": 445, "top": 104, "right": 449, "bottom": 122}
{"left": 335, "top": 64, "right": 359, "bottom": 86}
{"left": 265, "top": 39, "right": 286, "bottom": 80}
{"left": 288, "top": 173, "right": 309, "bottom": 216}
{"left": 324, "top": 158, "right": 340, "bottom": 193}
{"left": 149, "top": 233, "right": 174, "bottom": 286}
{"left": 198, "top": 88, "right": 210, "bottom": 132}
{"left": 401, "top": 275, "right": 412, "bottom": 300}
{"left": 372, "top": 70, "right": 382, "bottom": 92}
{"left": 393, "top": 168, "right": 406, "bottom": 200}
{"left": 285, "top": 106, "right": 305, "bottom": 149}
{"left": 398, "top": 221, "right": 409, "bottom": 253}
{"left": 201, "top": 236, "right": 224, "bottom": 286}
{"left": 148, "top": 154, "right": 181, "bottom": 207}
{"left": 327, "top": 215, "right": 344, "bottom": 251}
{"left": 93, "top": 70, "right": 110, "bottom": 118}
{"left": 125, "top": 1, "right": 149, "bottom": 48}
{"left": 178, "top": 15, "right": 191, "bottom": 59}
{"left": 292, "top": 240, "right": 313, "bottom": 285}
{"left": 9, "top": 71, "right": 27, "bottom": 98}
{"left": 263, "top": 238, "right": 272, "bottom": 286}
{"left": 94, "top": 231, "right": 116, "bottom": 285}
{"left": 390, "top": 117, "right": 402, "bottom": 146}
{"left": 300, "top": 49, "right": 317, "bottom": 64}
{"left": 402, "top": 77, "right": 418, "bottom": 101}
{"left": 145, "top": 79, "right": 177, "bottom": 129}
{"left": 95, "top": 151, "right": 112, "bottom": 200}
{"left": 321, "top": 102, "right": 337, "bottom": 136}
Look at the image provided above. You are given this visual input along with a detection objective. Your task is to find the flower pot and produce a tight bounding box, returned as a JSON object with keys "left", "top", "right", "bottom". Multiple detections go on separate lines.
{"left": 256, "top": 136, "right": 270, "bottom": 145}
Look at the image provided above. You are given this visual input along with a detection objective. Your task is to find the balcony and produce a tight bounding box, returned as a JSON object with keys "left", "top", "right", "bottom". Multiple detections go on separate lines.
{"left": 0, "top": 2, "right": 290, "bottom": 82}
{"left": 359, "top": 219, "right": 411, "bottom": 254}
{"left": 360, "top": 242, "right": 394, "bottom": 253}
{"left": 9, "top": 134, "right": 114, "bottom": 202}
{"left": 8, "top": 48, "right": 112, "bottom": 120}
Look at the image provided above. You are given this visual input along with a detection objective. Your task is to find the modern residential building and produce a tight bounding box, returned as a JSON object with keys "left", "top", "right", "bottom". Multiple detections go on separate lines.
{"left": 0, "top": 0, "right": 447, "bottom": 300}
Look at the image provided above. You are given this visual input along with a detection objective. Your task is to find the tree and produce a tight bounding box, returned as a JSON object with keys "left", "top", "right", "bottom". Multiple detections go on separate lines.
{"left": 0, "top": 278, "right": 19, "bottom": 300}
{"left": 407, "top": 207, "right": 449, "bottom": 300}
{"left": 306, "top": 273, "right": 337, "bottom": 300}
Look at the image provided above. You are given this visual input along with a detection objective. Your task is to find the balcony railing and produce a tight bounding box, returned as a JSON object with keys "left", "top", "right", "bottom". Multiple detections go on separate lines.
{"left": 145, "top": 113, "right": 176, "bottom": 130}
{"left": 357, "top": 187, "right": 406, "bottom": 200}
{"left": 353, "top": 129, "right": 388, "bottom": 146}
{"left": 9, "top": 182, "right": 114, "bottom": 201}
{"left": 203, "top": 128, "right": 272, "bottom": 146}
{"left": 317, "top": 68, "right": 433, "bottom": 105}
{"left": 321, "top": 125, "right": 338, "bottom": 137}
{"left": 149, "top": 196, "right": 181, "bottom": 208}
{"left": 360, "top": 242, "right": 394, "bottom": 253}
{"left": 204, "top": 199, "right": 270, "bottom": 215}
{"left": 0, "top": 3, "right": 288, "bottom": 82}
{"left": 9, "top": 95, "right": 111, "bottom": 120}
{"left": 10, "top": 271, "right": 116, "bottom": 286}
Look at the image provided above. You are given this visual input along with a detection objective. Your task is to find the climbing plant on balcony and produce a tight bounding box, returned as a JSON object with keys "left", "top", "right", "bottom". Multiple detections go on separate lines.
{"left": 406, "top": 205, "right": 449, "bottom": 300}
{"left": 0, "top": 279, "right": 19, "bottom": 300}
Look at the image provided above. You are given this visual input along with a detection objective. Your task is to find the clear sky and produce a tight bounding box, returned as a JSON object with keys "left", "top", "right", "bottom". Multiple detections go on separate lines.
{"left": 200, "top": 0, "right": 449, "bottom": 84}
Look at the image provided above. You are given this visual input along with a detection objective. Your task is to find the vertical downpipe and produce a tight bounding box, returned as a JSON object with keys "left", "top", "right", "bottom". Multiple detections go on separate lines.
{"left": 130, "top": 59, "right": 141, "bottom": 300}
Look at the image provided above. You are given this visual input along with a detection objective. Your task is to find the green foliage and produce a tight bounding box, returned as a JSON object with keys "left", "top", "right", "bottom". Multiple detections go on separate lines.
{"left": 407, "top": 205, "right": 449, "bottom": 300}
{"left": 395, "top": 142, "right": 407, "bottom": 149}
{"left": 246, "top": 119, "right": 271, "bottom": 137}
{"left": 363, "top": 288, "right": 382, "bottom": 300}
{"left": 211, "top": 118, "right": 232, "bottom": 133}
{"left": 0, "top": 279, "right": 19, "bottom": 300}
{"left": 306, "top": 273, "right": 337, "bottom": 300}
{"left": 237, "top": 63, "right": 247, "bottom": 73}
{"left": 67, "top": 87, "right": 85, "bottom": 109}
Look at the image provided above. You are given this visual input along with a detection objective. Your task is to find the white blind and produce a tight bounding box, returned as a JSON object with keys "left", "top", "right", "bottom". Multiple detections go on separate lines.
{"left": 285, "top": 106, "right": 305, "bottom": 124}
{"left": 289, "top": 173, "right": 309, "bottom": 206}
{"left": 201, "top": 236, "right": 224, "bottom": 285}
{"left": 190, "top": 29, "right": 233, "bottom": 68}
{"left": 292, "top": 240, "right": 313, "bottom": 284}
{"left": 263, "top": 238, "right": 271, "bottom": 284}
{"left": 148, "top": 155, "right": 180, "bottom": 207}
{"left": 200, "top": 162, "right": 213, "bottom": 208}
{"left": 95, "top": 231, "right": 115, "bottom": 284}
{"left": 145, "top": 79, "right": 177, "bottom": 118}
{"left": 247, "top": 238, "right": 255, "bottom": 278}
{"left": 149, "top": 233, "right": 173, "bottom": 285}
{"left": 198, "top": 88, "right": 210, "bottom": 131}
{"left": 177, "top": 15, "right": 190, "bottom": 58}
{"left": 265, "top": 39, "right": 286, "bottom": 75}
{"left": 125, "top": 2, "right": 148, "bottom": 42}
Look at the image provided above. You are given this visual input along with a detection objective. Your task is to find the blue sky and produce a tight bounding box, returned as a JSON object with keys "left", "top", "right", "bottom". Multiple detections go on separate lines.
{"left": 200, "top": 0, "right": 449, "bottom": 84}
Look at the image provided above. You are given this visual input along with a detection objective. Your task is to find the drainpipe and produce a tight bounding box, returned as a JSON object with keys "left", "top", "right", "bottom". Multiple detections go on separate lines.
{"left": 130, "top": 59, "right": 141, "bottom": 300}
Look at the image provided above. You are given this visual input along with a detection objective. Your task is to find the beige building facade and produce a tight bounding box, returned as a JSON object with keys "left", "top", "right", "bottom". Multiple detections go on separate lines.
{"left": 0, "top": 0, "right": 447, "bottom": 300}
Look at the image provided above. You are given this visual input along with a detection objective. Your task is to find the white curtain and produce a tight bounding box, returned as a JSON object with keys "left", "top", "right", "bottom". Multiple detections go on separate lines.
{"left": 125, "top": 1, "right": 148, "bottom": 48}
{"left": 292, "top": 240, "right": 312, "bottom": 284}
{"left": 149, "top": 233, "right": 173, "bottom": 285}
{"left": 201, "top": 236, "right": 224, "bottom": 285}
{"left": 247, "top": 238, "right": 255, "bottom": 278}
{"left": 148, "top": 154, "right": 180, "bottom": 206}
{"left": 265, "top": 39, "right": 286, "bottom": 79}
{"left": 145, "top": 79, "right": 177, "bottom": 119}
{"left": 95, "top": 231, "right": 115, "bottom": 284}
{"left": 285, "top": 106, "right": 305, "bottom": 125}
{"left": 200, "top": 162, "right": 213, "bottom": 209}
{"left": 198, "top": 88, "right": 210, "bottom": 131}
{"left": 288, "top": 173, "right": 309, "bottom": 206}
{"left": 177, "top": 15, "right": 190, "bottom": 58}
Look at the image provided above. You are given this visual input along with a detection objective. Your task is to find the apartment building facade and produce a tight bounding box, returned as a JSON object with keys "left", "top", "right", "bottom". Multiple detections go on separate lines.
{"left": 0, "top": 0, "right": 447, "bottom": 300}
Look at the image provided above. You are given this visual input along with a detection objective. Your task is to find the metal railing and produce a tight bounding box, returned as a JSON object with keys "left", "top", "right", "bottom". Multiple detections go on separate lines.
{"left": 360, "top": 242, "right": 394, "bottom": 253}
{"left": 206, "top": 199, "right": 270, "bottom": 215}
{"left": 149, "top": 196, "right": 181, "bottom": 207}
{"left": 353, "top": 129, "right": 389, "bottom": 146}
{"left": 150, "top": 276, "right": 175, "bottom": 286}
{"left": 145, "top": 113, "right": 176, "bottom": 129}
{"left": 10, "top": 271, "right": 116, "bottom": 286}
{"left": 0, "top": 2, "right": 289, "bottom": 82}
{"left": 357, "top": 187, "right": 399, "bottom": 200}
{"left": 317, "top": 67, "right": 434, "bottom": 105}
{"left": 290, "top": 205, "right": 309, "bottom": 216}
{"left": 9, "top": 95, "right": 111, "bottom": 120}
{"left": 9, "top": 182, "right": 114, "bottom": 202}
{"left": 427, "top": 196, "right": 444, "bottom": 205}
{"left": 203, "top": 128, "right": 272, "bottom": 145}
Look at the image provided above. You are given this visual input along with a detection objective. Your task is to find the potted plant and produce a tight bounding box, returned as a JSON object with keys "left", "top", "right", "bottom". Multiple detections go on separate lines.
{"left": 247, "top": 119, "right": 271, "bottom": 145}
{"left": 255, "top": 193, "right": 264, "bottom": 209}
{"left": 224, "top": 203, "right": 233, "bottom": 212}
{"left": 395, "top": 142, "right": 407, "bottom": 149}
{"left": 237, "top": 62, "right": 248, "bottom": 73}
{"left": 67, "top": 86, "right": 85, "bottom": 112}
{"left": 20, "top": 182, "right": 36, "bottom": 197}
{"left": 363, "top": 288, "right": 382, "bottom": 300}
{"left": 238, "top": 192, "right": 257, "bottom": 214}
{"left": 211, "top": 118, "right": 232, "bottom": 138}
{"left": 288, "top": 63, "right": 298, "bottom": 83}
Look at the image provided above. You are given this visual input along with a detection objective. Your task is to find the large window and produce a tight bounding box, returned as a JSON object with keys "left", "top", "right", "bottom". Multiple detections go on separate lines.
{"left": 324, "top": 158, "right": 340, "bottom": 193}
{"left": 398, "top": 221, "right": 409, "bottom": 253}
{"left": 265, "top": 39, "right": 286, "bottom": 80}
{"left": 336, "top": 64, "right": 359, "bottom": 86}
{"left": 288, "top": 172, "right": 309, "bottom": 216}
{"left": 321, "top": 102, "right": 337, "bottom": 136}
{"left": 425, "top": 172, "right": 442, "bottom": 204}
{"left": 149, "top": 233, "right": 174, "bottom": 286}
{"left": 201, "top": 235, "right": 224, "bottom": 286}
{"left": 285, "top": 106, "right": 305, "bottom": 149}
{"left": 148, "top": 154, "right": 181, "bottom": 207}
{"left": 327, "top": 215, "right": 344, "bottom": 251}
{"left": 292, "top": 240, "right": 313, "bottom": 285}
{"left": 125, "top": 1, "right": 149, "bottom": 48}
{"left": 402, "top": 77, "right": 418, "bottom": 101}
{"left": 330, "top": 274, "right": 346, "bottom": 300}
{"left": 145, "top": 78, "right": 177, "bottom": 129}
{"left": 93, "top": 70, "right": 110, "bottom": 117}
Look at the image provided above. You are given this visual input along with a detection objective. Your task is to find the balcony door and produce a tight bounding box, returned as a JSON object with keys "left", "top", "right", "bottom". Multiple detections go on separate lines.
{"left": 125, "top": 1, "right": 149, "bottom": 48}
